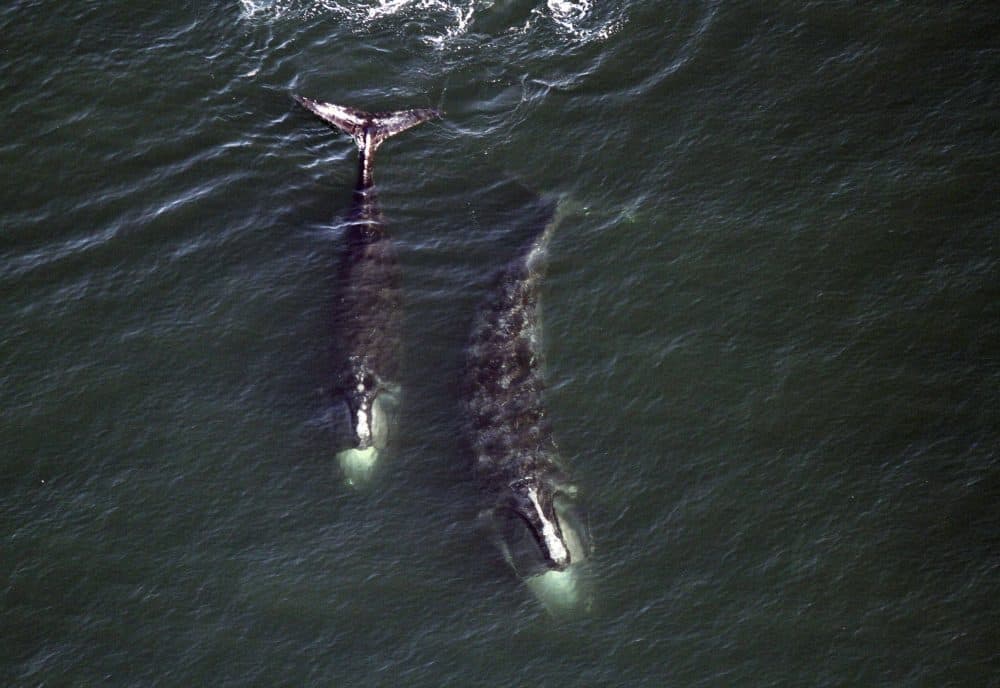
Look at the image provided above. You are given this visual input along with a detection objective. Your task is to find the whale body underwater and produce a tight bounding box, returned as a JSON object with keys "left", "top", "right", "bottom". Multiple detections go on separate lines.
{"left": 294, "top": 95, "right": 439, "bottom": 485}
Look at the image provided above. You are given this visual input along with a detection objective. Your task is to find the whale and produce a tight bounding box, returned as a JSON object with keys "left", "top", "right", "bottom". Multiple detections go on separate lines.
{"left": 462, "top": 197, "right": 591, "bottom": 610}
{"left": 294, "top": 95, "right": 440, "bottom": 486}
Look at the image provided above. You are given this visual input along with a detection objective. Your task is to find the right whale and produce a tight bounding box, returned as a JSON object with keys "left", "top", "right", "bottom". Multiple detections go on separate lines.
{"left": 294, "top": 95, "right": 440, "bottom": 486}
{"left": 463, "top": 197, "right": 592, "bottom": 610}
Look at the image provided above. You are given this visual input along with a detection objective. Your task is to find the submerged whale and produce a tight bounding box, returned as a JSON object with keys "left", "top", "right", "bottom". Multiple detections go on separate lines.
{"left": 463, "top": 197, "right": 591, "bottom": 609}
{"left": 295, "top": 95, "right": 440, "bottom": 485}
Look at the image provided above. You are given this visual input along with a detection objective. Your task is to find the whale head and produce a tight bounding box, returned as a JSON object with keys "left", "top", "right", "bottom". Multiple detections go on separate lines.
{"left": 488, "top": 475, "right": 592, "bottom": 611}
{"left": 333, "top": 371, "right": 397, "bottom": 486}
{"left": 342, "top": 370, "right": 387, "bottom": 450}
{"left": 492, "top": 476, "right": 583, "bottom": 574}
{"left": 508, "top": 476, "right": 572, "bottom": 570}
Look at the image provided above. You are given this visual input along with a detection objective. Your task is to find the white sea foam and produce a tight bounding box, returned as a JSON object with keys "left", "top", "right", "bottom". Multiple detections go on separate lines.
{"left": 238, "top": 0, "right": 623, "bottom": 48}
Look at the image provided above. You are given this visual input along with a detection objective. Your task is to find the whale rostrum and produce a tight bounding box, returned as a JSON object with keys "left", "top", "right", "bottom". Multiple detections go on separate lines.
{"left": 295, "top": 95, "right": 440, "bottom": 485}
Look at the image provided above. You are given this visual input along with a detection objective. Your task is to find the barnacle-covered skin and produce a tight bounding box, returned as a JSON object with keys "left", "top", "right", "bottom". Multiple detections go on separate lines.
{"left": 465, "top": 211, "right": 562, "bottom": 485}
{"left": 464, "top": 202, "right": 582, "bottom": 572}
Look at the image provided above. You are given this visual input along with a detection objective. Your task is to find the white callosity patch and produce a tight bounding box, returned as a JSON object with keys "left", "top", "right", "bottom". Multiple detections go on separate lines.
{"left": 525, "top": 484, "right": 569, "bottom": 566}
{"left": 354, "top": 369, "right": 372, "bottom": 447}
{"left": 356, "top": 407, "right": 370, "bottom": 444}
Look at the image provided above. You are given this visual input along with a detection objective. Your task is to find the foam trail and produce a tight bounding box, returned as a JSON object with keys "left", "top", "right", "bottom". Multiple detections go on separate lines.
{"left": 238, "top": 0, "right": 624, "bottom": 47}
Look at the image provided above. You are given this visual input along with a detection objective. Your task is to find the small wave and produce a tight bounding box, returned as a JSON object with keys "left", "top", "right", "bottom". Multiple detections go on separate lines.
{"left": 238, "top": 0, "right": 623, "bottom": 48}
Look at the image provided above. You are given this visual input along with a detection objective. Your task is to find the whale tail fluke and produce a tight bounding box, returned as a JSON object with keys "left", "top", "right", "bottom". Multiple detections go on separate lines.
{"left": 293, "top": 95, "right": 440, "bottom": 155}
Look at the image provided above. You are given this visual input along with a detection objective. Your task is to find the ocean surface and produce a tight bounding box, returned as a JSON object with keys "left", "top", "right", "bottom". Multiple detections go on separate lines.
{"left": 2, "top": 1, "right": 998, "bottom": 685}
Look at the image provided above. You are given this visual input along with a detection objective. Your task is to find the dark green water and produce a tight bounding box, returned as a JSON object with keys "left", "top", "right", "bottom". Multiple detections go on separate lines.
{"left": 2, "top": 1, "right": 998, "bottom": 685}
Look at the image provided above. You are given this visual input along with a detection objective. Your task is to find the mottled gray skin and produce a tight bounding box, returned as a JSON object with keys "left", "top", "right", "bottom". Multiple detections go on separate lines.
{"left": 295, "top": 96, "right": 439, "bottom": 454}
{"left": 464, "top": 206, "right": 579, "bottom": 572}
